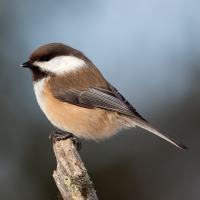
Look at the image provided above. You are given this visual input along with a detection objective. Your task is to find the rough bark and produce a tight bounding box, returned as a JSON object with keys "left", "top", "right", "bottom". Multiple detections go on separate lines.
{"left": 52, "top": 138, "right": 98, "bottom": 200}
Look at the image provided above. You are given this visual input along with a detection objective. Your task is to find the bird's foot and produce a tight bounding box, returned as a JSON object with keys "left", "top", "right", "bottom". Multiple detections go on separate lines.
{"left": 49, "top": 130, "right": 82, "bottom": 151}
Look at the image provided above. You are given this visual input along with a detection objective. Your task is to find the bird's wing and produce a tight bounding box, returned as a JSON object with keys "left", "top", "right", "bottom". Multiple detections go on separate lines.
{"left": 53, "top": 85, "right": 147, "bottom": 121}
{"left": 53, "top": 86, "right": 189, "bottom": 150}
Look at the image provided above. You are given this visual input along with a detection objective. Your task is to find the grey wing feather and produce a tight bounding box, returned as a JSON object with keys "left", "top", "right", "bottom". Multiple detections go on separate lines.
{"left": 98, "top": 84, "right": 148, "bottom": 122}
{"left": 79, "top": 88, "right": 189, "bottom": 150}
{"left": 54, "top": 90, "right": 80, "bottom": 104}
{"left": 53, "top": 87, "right": 189, "bottom": 150}
{"left": 54, "top": 87, "right": 144, "bottom": 118}
{"left": 78, "top": 88, "right": 135, "bottom": 116}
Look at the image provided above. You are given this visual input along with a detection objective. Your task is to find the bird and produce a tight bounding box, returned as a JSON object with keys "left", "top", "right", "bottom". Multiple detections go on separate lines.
{"left": 21, "top": 43, "right": 189, "bottom": 151}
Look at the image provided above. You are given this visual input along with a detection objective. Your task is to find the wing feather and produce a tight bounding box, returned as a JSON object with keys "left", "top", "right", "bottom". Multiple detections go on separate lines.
{"left": 52, "top": 85, "right": 189, "bottom": 150}
{"left": 53, "top": 86, "right": 146, "bottom": 120}
{"left": 78, "top": 88, "right": 136, "bottom": 117}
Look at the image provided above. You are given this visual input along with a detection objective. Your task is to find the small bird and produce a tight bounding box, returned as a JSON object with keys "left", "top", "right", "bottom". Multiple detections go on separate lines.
{"left": 21, "top": 43, "right": 189, "bottom": 151}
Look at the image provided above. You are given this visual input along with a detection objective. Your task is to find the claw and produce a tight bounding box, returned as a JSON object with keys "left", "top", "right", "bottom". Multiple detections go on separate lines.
{"left": 49, "top": 130, "right": 82, "bottom": 151}
{"left": 71, "top": 137, "right": 82, "bottom": 151}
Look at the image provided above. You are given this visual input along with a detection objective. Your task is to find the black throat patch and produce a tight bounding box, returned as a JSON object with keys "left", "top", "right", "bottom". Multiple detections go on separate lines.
{"left": 30, "top": 66, "right": 51, "bottom": 82}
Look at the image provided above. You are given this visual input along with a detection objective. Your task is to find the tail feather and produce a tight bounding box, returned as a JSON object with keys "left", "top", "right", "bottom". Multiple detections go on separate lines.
{"left": 131, "top": 117, "right": 189, "bottom": 150}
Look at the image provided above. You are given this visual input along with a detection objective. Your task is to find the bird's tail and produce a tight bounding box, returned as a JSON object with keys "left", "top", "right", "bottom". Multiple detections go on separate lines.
{"left": 126, "top": 117, "right": 189, "bottom": 150}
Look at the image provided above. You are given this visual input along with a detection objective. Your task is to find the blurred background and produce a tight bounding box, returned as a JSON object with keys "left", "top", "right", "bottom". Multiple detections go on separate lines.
{"left": 0, "top": 0, "right": 200, "bottom": 199}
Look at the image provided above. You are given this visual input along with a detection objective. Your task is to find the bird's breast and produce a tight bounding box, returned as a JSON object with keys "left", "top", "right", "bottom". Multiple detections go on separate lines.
{"left": 33, "top": 78, "right": 125, "bottom": 140}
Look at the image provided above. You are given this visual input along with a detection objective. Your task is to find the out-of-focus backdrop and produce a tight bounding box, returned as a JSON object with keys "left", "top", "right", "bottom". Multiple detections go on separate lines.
{"left": 1, "top": 0, "right": 200, "bottom": 199}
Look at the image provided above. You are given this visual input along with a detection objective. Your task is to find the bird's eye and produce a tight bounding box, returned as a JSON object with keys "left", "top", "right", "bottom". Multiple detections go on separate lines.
{"left": 42, "top": 55, "right": 51, "bottom": 61}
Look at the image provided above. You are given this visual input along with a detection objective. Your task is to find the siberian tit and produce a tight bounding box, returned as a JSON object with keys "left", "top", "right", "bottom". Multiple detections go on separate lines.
{"left": 21, "top": 43, "right": 189, "bottom": 151}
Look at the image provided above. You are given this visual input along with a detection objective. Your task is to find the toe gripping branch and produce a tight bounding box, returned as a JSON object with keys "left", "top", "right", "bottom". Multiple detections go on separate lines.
{"left": 49, "top": 130, "right": 82, "bottom": 151}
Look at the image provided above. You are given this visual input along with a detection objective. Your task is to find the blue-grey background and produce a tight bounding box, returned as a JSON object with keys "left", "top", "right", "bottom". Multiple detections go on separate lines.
{"left": 1, "top": 0, "right": 199, "bottom": 199}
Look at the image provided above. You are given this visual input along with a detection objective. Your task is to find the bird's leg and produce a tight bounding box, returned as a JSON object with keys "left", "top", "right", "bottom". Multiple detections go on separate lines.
{"left": 49, "top": 130, "right": 82, "bottom": 151}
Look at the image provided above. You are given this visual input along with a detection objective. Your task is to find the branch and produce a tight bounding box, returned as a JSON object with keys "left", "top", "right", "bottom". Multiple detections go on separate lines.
{"left": 52, "top": 138, "right": 98, "bottom": 200}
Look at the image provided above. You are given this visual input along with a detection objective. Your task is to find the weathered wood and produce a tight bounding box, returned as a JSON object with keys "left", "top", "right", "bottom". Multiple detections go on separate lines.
{"left": 53, "top": 139, "right": 98, "bottom": 200}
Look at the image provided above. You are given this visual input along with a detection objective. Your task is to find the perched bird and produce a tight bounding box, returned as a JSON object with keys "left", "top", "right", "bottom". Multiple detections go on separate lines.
{"left": 21, "top": 43, "right": 189, "bottom": 151}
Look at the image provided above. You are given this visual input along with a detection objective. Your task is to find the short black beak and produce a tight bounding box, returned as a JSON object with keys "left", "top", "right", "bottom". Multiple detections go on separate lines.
{"left": 20, "top": 61, "right": 34, "bottom": 68}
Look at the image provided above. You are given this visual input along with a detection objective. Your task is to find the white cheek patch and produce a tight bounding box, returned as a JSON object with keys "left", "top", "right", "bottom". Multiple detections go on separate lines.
{"left": 33, "top": 55, "right": 85, "bottom": 74}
